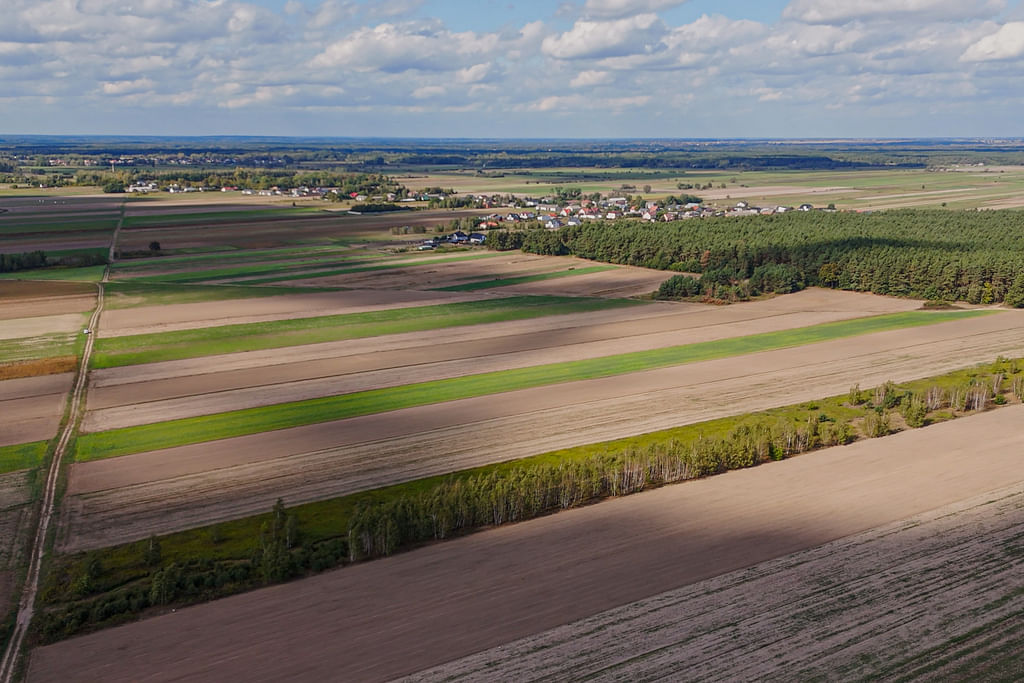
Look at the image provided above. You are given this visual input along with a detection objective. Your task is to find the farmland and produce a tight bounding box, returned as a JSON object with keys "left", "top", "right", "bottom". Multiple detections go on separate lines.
{"left": 2, "top": 154, "right": 1024, "bottom": 681}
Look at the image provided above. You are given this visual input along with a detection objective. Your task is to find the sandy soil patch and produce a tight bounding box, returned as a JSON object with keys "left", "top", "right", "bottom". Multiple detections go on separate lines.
{"left": 83, "top": 299, "right": 920, "bottom": 431}
{"left": 33, "top": 407, "right": 1024, "bottom": 682}
{"left": 410, "top": 478, "right": 1024, "bottom": 682}
{"left": 99, "top": 288, "right": 486, "bottom": 338}
{"left": 0, "top": 313, "right": 88, "bottom": 340}
{"left": 59, "top": 310, "right": 1024, "bottom": 550}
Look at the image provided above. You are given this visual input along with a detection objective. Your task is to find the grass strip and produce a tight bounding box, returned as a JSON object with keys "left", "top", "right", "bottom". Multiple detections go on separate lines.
{"left": 0, "top": 441, "right": 48, "bottom": 474}
{"left": 125, "top": 255, "right": 387, "bottom": 284}
{"left": 76, "top": 309, "right": 993, "bottom": 461}
{"left": 229, "top": 251, "right": 502, "bottom": 286}
{"left": 90, "top": 294, "right": 643, "bottom": 368}
{"left": 103, "top": 282, "right": 345, "bottom": 309}
{"left": 112, "top": 246, "right": 371, "bottom": 271}
{"left": 433, "top": 265, "right": 618, "bottom": 291}
{"left": 0, "top": 266, "right": 106, "bottom": 282}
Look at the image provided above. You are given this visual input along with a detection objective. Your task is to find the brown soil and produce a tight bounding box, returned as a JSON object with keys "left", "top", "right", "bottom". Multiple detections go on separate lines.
{"left": 409, "top": 478, "right": 1024, "bottom": 682}
{"left": 0, "top": 281, "right": 95, "bottom": 300}
{"left": 59, "top": 309, "right": 1024, "bottom": 551}
{"left": 0, "top": 313, "right": 88, "bottom": 340}
{"left": 0, "top": 374, "right": 73, "bottom": 447}
{"left": 30, "top": 407, "right": 1024, "bottom": 682}
{"left": 0, "top": 357, "right": 77, "bottom": 381}
{"left": 0, "top": 470, "right": 34, "bottom": 623}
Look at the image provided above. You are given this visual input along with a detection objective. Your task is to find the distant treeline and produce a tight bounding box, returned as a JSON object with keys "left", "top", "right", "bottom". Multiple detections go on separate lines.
{"left": 496, "top": 210, "right": 1024, "bottom": 306}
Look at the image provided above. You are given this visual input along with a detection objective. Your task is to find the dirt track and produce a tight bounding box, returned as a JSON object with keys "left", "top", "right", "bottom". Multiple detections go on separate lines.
{"left": 59, "top": 308, "right": 1024, "bottom": 551}
{"left": 31, "top": 407, "right": 1024, "bottom": 682}
{"left": 410, "top": 477, "right": 1024, "bottom": 682}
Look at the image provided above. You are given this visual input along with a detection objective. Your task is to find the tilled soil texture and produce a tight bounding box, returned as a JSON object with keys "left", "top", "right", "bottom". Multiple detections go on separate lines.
{"left": 408, "top": 478, "right": 1024, "bottom": 682}
{"left": 58, "top": 308, "right": 1024, "bottom": 552}
{"left": 115, "top": 209, "right": 492, "bottom": 252}
{"left": 99, "top": 288, "right": 490, "bottom": 338}
{"left": 29, "top": 407, "right": 1024, "bottom": 683}
{"left": 81, "top": 291, "right": 920, "bottom": 431}
{"left": 0, "top": 470, "right": 34, "bottom": 629}
{"left": 0, "top": 374, "right": 73, "bottom": 447}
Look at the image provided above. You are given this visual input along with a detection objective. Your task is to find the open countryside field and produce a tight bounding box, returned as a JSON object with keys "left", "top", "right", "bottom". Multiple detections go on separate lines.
{"left": 58, "top": 301, "right": 1024, "bottom": 552}
{"left": 28, "top": 407, "right": 1024, "bottom": 682}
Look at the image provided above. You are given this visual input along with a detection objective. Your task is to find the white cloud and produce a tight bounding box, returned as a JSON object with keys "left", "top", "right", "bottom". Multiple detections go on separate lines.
{"left": 962, "top": 22, "right": 1024, "bottom": 61}
{"left": 542, "top": 13, "right": 666, "bottom": 60}
{"left": 783, "top": 0, "right": 1006, "bottom": 25}
{"left": 583, "top": 0, "right": 688, "bottom": 19}
{"left": 310, "top": 22, "right": 487, "bottom": 72}
{"left": 570, "top": 69, "right": 612, "bottom": 87}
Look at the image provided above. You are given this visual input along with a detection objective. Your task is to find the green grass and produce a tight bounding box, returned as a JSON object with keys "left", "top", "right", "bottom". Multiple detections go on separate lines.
{"left": 0, "top": 265, "right": 106, "bottom": 282}
{"left": 0, "top": 441, "right": 48, "bottom": 474}
{"left": 111, "top": 246, "right": 372, "bottom": 272}
{"left": 229, "top": 251, "right": 501, "bottom": 286}
{"left": 0, "top": 316, "right": 90, "bottom": 363}
{"left": 124, "top": 255, "right": 386, "bottom": 284}
{"left": 91, "top": 294, "right": 642, "bottom": 367}
{"left": 434, "top": 265, "right": 619, "bottom": 291}
{"left": 121, "top": 207, "right": 327, "bottom": 228}
{"left": 76, "top": 309, "right": 993, "bottom": 461}
{"left": 103, "top": 282, "right": 346, "bottom": 309}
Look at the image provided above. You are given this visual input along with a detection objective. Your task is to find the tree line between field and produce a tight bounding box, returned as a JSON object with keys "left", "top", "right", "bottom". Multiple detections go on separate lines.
{"left": 489, "top": 210, "right": 1024, "bottom": 306}
{"left": 34, "top": 359, "right": 1024, "bottom": 643}
{"left": 0, "top": 249, "right": 107, "bottom": 273}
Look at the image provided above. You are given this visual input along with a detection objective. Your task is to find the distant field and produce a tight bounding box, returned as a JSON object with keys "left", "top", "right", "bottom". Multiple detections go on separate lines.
{"left": 0, "top": 266, "right": 106, "bottom": 282}
{"left": 434, "top": 265, "right": 618, "bottom": 291}
{"left": 103, "top": 282, "right": 344, "bottom": 309}
{"left": 75, "top": 310, "right": 989, "bottom": 460}
{"left": 121, "top": 207, "right": 326, "bottom": 228}
{"left": 229, "top": 251, "right": 502, "bottom": 286}
{"left": 91, "top": 295, "right": 642, "bottom": 367}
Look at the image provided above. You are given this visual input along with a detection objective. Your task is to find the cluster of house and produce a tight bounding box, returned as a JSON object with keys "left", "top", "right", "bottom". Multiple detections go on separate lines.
{"left": 471, "top": 198, "right": 822, "bottom": 228}
{"left": 417, "top": 231, "right": 487, "bottom": 250}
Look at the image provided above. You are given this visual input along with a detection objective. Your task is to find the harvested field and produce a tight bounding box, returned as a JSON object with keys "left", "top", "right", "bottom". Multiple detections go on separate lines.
{"left": 0, "top": 313, "right": 88, "bottom": 340}
{"left": 82, "top": 291, "right": 921, "bottom": 430}
{"left": 0, "top": 357, "right": 77, "bottom": 382}
{"left": 32, "top": 407, "right": 1024, "bottom": 682}
{"left": 0, "top": 373, "right": 72, "bottom": 447}
{"left": 99, "top": 288, "right": 485, "bottom": 337}
{"left": 495, "top": 263, "right": 674, "bottom": 298}
{"left": 58, "top": 308, "right": 1024, "bottom": 551}
{"left": 0, "top": 469, "right": 34, "bottom": 625}
{"left": 410, "top": 478, "right": 1024, "bottom": 682}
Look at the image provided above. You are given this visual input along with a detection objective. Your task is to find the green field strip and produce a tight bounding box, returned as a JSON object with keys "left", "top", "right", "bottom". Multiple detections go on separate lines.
{"left": 0, "top": 441, "right": 48, "bottom": 475}
{"left": 433, "top": 265, "right": 619, "bottom": 291}
{"left": 103, "top": 282, "right": 347, "bottom": 309}
{"left": 91, "top": 295, "right": 641, "bottom": 368}
{"left": 75, "top": 309, "right": 993, "bottom": 461}
{"left": 0, "top": 265, "right": 106, "bottom": 282}
{"left": 229, "top": 251, "right": 503, "bottom": 286}
{"left": 121, "top": 207, "right": 328, "bottom": 228}
{"left": 123, "top": 254, "right": 388, "bottom": 284}
{"left": 111, "top": 246, "right": 372, "bottom": 272}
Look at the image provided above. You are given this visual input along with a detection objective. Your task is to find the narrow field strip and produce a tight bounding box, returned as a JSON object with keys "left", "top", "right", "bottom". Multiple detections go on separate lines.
{"left": 74, "top": 310, "right": 992, "bottom": 461}
{"left": 0, "top": 441, "right": 47, "bottom": 475}
{"left": 120, "top": 207, "right": 326, "bottom": 228}
{"left": 123, "top": 254, "right": 388, "bottom": 284}
{"left": 433, "top": 265, "right": 619, "bottom": 291}
{"left": 103, "top": 282, "right": 345, "bottom": 309}
{"left": 0, "top": 266, "right": 106, "bottom": 282}
{"left": 230, "top": 251, "right": 502, "bottom": 286}
{"left": 0, "top": 220, "right": 118, "bottom": 235}
{"left": 91, "top": 295, "right": 637, "bottom": 368}
{"left": 110, "top": 245, "right": 355, "bottom": 271}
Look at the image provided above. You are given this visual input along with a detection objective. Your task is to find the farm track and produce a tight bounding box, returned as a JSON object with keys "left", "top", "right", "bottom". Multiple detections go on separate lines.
{"left": 28, "top": 407, "right": 1024, "bottom": 682}
{"left": 59, "top": 309, "right": 1024, "bottom": 552}
{"left": 0, "top": 208, "right": 119, "bottom": 683}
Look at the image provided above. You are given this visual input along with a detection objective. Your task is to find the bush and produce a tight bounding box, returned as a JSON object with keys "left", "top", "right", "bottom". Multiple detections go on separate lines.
{"left": 655, "top": 274, "right": 700, "bottom": 299}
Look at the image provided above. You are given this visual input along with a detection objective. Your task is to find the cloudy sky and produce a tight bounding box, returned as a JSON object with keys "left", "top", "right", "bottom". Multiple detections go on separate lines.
{"left": 3, "top": 0, "right": 1024, "bottom": 138}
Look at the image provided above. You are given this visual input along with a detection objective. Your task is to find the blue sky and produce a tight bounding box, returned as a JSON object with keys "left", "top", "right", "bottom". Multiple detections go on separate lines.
{"left": 3, "top": 0, "right": 1024, "bottom": 138}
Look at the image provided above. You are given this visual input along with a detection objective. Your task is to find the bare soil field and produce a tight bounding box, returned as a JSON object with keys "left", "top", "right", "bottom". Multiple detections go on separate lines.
{"left": 0, "top": 373, "right": 72, "bottom": 447}
{"left": 99, "top": 288, "right": 487, "bottom": 338}
{"left": 0, "top": 281, "right": 95, "bottom": 301}
{"left": 58, "top": 309, "right": 1024, "bottom": 551}
{"left": 0, "top": 313, "right": 87, "bottom": 341}
{"left": 32, "top": 407, "right": 1024, "bottom": 682}
{"left": 82, "top": 290, "right": 921, "bottom": 430}
{"left": 0, "top": 197, "right": 121, "bottom": 215}
{"left": 696, "top": 185, "right": 850, "bottom": 201}
{"left": 498, "top": 264, "right": 673, "bottom": 298}
{"left": 0, "top": 469, "right": 34, "bottom": 626}
{"left": 409, "top": 477, "right": 1024, "bottom": 682}
{"left": 277, "top": 253, "right": 603, "bottom": 290}
{"left": 122, "top": 200, "right": 280, "bottom": 216}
